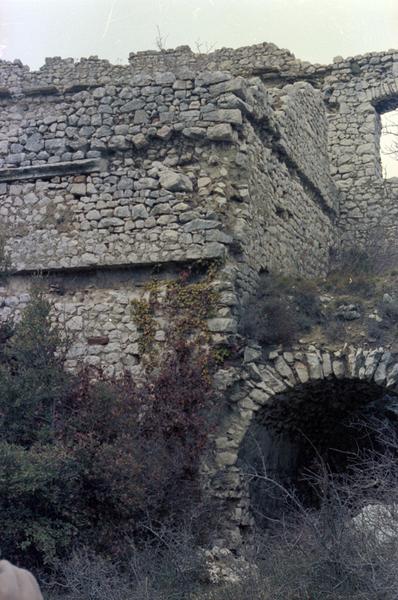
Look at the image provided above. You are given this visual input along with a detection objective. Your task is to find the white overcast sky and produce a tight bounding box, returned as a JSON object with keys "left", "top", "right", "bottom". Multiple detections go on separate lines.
{"left": 0, "top": 0, "right": 397, "bottom": 69}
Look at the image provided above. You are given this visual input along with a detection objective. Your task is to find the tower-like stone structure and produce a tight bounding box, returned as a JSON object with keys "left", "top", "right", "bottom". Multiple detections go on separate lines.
{"left": 1, "top": 42, "right": 398, "bottom": 546}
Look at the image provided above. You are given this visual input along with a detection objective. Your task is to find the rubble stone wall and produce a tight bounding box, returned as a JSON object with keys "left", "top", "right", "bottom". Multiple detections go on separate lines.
{"left": 323, "top": 50, "right": 398, "bottom": 245}
{"left": 0, "top": 42, "right": 326, "bottom": 91}
{"left": 2, "top": 40, "right": 398, "bottom": 547}
{"left": 0, "top": 53, "right": 337, "bottom": 370}
{"left": 1, "top": 41, "right": 397, "bottom": 394}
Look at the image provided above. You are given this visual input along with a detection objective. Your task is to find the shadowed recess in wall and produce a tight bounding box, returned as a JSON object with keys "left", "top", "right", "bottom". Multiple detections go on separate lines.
{"left": 238, "top": 377, "right": 398, "bottom": 527}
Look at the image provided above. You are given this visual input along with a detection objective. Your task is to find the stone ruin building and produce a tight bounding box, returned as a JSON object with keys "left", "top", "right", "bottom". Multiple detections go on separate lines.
{"left": 1, "top": 41, "right": 398, "bottom": 547}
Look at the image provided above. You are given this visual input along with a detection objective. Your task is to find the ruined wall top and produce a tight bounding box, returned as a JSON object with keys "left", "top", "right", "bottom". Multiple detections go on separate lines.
{"left": 0, "top": 42, "right": 317, "bottom": 90}
{"left": 1, "top": 41, "right": 397, "bottom": 94}
{"left": 127, "top": 43, "right": 319, "bottom": 78}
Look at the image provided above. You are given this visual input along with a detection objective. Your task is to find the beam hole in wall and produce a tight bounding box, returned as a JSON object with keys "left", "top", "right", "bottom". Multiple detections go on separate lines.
{"left": 237, "top": 378, "right": 397, "bottom": 530}
{"left": 378, "top": 107, "right": 398, "bottom": 179}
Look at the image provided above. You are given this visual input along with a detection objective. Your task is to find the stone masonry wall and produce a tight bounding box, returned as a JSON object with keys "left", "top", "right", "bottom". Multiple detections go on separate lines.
{"left": 3, "top": 40, "right": 398, "bottom": 369}
{"left": 5, "top": 41, "right": 398, "bottom": 368}
{"left": 0, "top": 265, "right": 240, "bottom": 376}
{"left": 0, "top": 48, "right": 338, "bottom": 370}
{"left": 322, "top": 50, "right": 398, "bottom": 246}
{"left": 224, "top": 80, "right": 337, "bottom": 304}
{"left": 0, "top": 74, "right": 243, "bottom": 272}
{"left": 3, "top": 41, "right": 398, "bottom": 548}
{"left": 3, "top": 42, "right": 398, "bottom": 250}
{"left": 128, "top": 43, "right": 327, "bottom": 79}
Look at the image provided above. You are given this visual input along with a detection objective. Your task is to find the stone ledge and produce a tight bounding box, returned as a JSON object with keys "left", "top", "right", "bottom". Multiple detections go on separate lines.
{"left": 21, "top": 85, "right": 59, "bottom": 96}
{"left": 0, "top": 158, "right": 107, "bottom": 183}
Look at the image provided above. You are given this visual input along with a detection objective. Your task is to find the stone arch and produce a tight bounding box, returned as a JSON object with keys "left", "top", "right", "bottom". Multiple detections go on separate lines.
{"left": 370, "top": 80, "right": 398, "bottom": 114}
{"left": 209, "top": 345, "right": 398, "bottom": 548}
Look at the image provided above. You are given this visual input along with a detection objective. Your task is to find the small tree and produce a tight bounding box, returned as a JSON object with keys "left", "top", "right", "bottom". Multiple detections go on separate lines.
{"left": 0, "top": 284, "right": 70, "bottom": 445}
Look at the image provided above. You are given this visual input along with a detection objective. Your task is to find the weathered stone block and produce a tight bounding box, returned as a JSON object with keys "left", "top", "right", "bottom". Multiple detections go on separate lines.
{"left": 108, "top": 135, "right": 129, "bottom": 149}
{"left": 183, "top": 219, "right": 219, "bottom": 232}
{"left": 182, "top": 126, "right": 206, "bottom": 139}
{"left": 207, "top": 318, "right": 237, "bottom": 333}
{"left": 207, "top": 123, "right": 235, "bottom": 142}
{"left": 132, "top": 133, "right": 148, "bottom": 148}
{"left": 120, "top": 99, "right": 145, "bottom": 112}
{"left": 133, "top": 110, "right": 149, "bottom": 124}
{"left": 25, "top": 133, "right": 44, "bottom": 152}
{"left": 159, "top": 171, "right": 193, "bottom": 192}
{"left": 202, "top": 109, "right": 243, "bottom": 125}
{"left": 70, "top": 183, "right": 87, "bottom": 196}
{"left": 196, "top": 71, "right": 233, "bottom": 86}
{"left": 209, "top": 77, "right": 247, "bottom": 100}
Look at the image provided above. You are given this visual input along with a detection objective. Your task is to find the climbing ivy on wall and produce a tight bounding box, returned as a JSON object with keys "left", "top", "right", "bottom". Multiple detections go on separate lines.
{"left": 0, "top": 229, "right": 11, "bottom": 281}
{"left": 131, "top": 264, "right": 219, "bottom": 365}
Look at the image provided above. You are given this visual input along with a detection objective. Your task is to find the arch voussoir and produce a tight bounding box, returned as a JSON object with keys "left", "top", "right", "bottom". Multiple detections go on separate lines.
{"left": 321, "top": 351, "right": 333, "bottom": 378}
{"left": 248, "top": 386, "right": 272, "bottom": 407}
{"left": 386, "top": 361, "right": 398, "bottom": 389}
{"left": 364, "top": 348, "right": 385, "bottom": 381}
{"left": 373, "top": 351, "right": 393, "bottom": 386}
{"left": 352, "top": 348, "right": 368, "bottom": 379}
{"left": 293, "top": 360, "right": 310, "bottom": 383}
{"left": 332, "top": 355, "right": 346, "bottom": 379}
{"left": 274, "top": 355, "right": 297, "bottom": 385}
{"left": 256, "top": 364, "right": 291, "bottom": 393}
{"left": 305, "top": 350, "right": 324, "bottom": 380}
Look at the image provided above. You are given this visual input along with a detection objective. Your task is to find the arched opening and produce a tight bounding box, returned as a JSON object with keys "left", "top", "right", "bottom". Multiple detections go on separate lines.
{"left": 237, "top": 377, "right": 398, "bottom": 529}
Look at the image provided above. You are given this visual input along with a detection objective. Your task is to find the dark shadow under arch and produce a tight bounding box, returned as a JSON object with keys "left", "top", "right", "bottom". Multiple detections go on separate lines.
{"left": 238, "top": 377, "right": 398, "bottom": 528}
{"left": 374, "top": 95, "right": 398, "bottom": 115}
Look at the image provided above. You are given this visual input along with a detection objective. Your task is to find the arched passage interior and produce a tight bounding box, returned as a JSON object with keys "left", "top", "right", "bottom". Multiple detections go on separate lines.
{"left": 237, "top": 376, "right": 398, "bottom": 528}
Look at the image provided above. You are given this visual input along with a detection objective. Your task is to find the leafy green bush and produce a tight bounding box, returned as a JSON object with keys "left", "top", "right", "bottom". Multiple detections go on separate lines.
{"left": 0, "top": 442, "right": 84, "bottom": 564}
{"left": 0, "top": 280, "right": 215, "bottom": 566}
{"left": 0, "top": 286, "right": 80, "bottom": 563}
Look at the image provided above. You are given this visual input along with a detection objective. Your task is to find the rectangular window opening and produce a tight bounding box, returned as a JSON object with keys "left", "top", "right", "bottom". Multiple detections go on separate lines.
{"left": 380, "top": 108, "right": 398, "bottom": 179}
